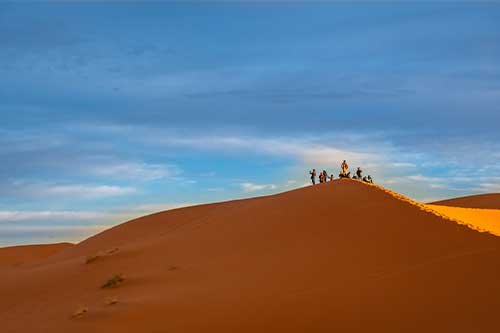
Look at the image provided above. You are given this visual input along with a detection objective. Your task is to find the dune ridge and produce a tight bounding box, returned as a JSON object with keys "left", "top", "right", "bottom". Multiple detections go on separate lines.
{"left": 0, "top": 242, "right": 73, "bottom": 268}
{"left": 430, "top": 193, "right": 500, "bottom": 209}
{"left": 364, "top": 182, "right": 498, "bottom": 236}
{"left": 1, "top": 180, "right": 500, "bottom": 333}
{"left": 426, "top": 204, "right": 500, "bottom": 236}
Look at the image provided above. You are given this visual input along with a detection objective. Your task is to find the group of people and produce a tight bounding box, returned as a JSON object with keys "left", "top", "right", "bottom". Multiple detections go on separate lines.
{"left": 309, "top": 160, "right": 373, "bottom": 185}
{"left": 312, "top": 169, "right": 334, "bottom": 183}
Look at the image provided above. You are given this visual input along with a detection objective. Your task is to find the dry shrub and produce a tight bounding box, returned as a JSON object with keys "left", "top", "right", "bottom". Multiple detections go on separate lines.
{"left": 101, "top": 274, "right": 124, "bottom": 289}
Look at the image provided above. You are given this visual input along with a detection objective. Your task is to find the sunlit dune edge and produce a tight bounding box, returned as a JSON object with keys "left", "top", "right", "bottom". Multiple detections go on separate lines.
{"left": 425, "top": 205, "right": 500, "bottom": 236}
{"left": 363, "top": 182, "right": 499, "bottom": 236}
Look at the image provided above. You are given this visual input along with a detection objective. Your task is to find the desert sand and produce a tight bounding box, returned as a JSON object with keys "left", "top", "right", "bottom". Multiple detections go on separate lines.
{"left": 1, "top": 180, "right": 500, "bottom": 332}
{"left": 431, "top": 193, "right": 500, "bottom": 209}
{"left": 0, "top": 242, "right": 73, "bottom": 268}
{"left": 426, "top": 205, "right": 500, "bottom": 236}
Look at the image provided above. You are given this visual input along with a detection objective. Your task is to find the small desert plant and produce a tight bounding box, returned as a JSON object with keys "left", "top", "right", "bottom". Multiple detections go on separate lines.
{"left": 85, "top": 248, "right": 119, "bottom": 264}
{"left": 85, "top": 255, "right": 100, "bottom": 264}
{"left": 106, "top": 247, "right": 119, "bottom": 255}
{"left": 101, "top": 274, "right": 124, "bottom": 289}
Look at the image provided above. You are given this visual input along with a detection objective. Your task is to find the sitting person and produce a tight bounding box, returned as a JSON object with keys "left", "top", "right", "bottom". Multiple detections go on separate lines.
{"left": 339, "top": 171, "right": 351, "bottom": 178}
{"left": 362, "top": 175, "right": 373, "bottom": 183}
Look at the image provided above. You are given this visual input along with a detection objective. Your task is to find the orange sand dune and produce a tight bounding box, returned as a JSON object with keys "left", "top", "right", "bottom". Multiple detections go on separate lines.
{"left": 426, "top": 205, "right": 500, "bottom": 237}
{"left": 0, "top": 242, "right": 73, "bottom": 269}
{"left": 430, "top": 193, "right": 500, "bottom": 209}
{"left": 1, "top": 180, "right": 500, "bottom": 333}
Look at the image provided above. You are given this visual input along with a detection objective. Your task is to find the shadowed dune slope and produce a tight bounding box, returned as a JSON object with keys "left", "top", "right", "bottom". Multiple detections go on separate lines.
{"left": 1, "top": 180, "right": 500, "bottom": 333}
{"left": 430, "top": 193, "right": 500, "bottom": 209}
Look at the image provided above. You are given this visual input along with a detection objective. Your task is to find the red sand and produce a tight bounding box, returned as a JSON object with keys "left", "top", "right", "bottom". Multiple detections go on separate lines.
{"left": 0, "top": 242, "right": 73, "bottom": 268}
{"left": 431, "top": 193, "right": 500, "bottom": 209}
{"left": 1, "top": 180, "right": 500, "bottom": 332}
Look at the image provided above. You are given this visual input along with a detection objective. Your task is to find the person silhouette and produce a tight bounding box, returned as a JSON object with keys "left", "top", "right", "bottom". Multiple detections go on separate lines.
{"left": 356, "top": 167, "right": 362, "bottom": 179}
{"left": 309, "top": 169, "right": 316, "bottom": 185}
{"left": 341, "top": 160, "right": 349, "bottom": 177}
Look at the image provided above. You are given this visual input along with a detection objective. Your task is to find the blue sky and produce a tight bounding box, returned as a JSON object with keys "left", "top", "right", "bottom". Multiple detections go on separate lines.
{"left": 1, "top": 2, "right": 499, "bottom": 246}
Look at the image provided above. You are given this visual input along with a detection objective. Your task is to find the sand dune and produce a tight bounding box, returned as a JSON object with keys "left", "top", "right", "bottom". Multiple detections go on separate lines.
{"left": 1, "top": 180, "right": 500, "bottom": 333}
{"left": 426, "top": 205, "right": 500, "bottom": 237}
{"left": 0, "top": 242, "right": 73, "bottom": 269}
{"left": 431, "top": 193, "right": 500, "bottom": 209}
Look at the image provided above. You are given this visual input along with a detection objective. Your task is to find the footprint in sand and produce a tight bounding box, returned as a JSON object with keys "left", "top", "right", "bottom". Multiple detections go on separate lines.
{"left": 71, "top": 306, "right": 88, "bottom": 319}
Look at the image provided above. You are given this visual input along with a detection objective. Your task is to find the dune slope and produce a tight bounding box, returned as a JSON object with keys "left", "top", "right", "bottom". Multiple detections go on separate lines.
{"left": 430, "top": 193, "right": 500, "bottom": 209}
{"left": 1, "top": 180, "right": 500, "bottom": 333}
{"left": 0, "top": 242, "right": 73, "bottom": 268}
{"left": 426, "top": 204, "right": 500, "bottom": 236}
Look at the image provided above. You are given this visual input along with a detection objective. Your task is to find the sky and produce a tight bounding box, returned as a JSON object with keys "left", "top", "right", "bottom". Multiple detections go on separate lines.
{"left": 1, "top": 1, "right": 499, "bottom": 246}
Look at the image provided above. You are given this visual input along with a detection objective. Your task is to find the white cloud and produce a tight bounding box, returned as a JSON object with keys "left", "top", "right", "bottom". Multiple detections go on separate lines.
{"left": 0, "top": 202, "right": 195, "bottom": 225}
{"left": 45, "top": 185, "right": 136, "bottom": 198}
{"left": 240, "top": 182, "right": 277, "bottom": 193}
{"left": 390, "top": 162, "right": 417, "bottom": 168}
{"left": 1, "top": 181, "right": 137, "bottom": 200}
{"left": 205, "top": 187, "right": 224, "bottom": 192}
{"left": 472, "top": 183, "right": 500, "bottom": 192}
{"left": 118, "top": 202, "right": 195, "bottom": 215}
{"left": 88, "top": 162, "right": 177, "bottom": 181}
{"left": 0, "top": 210, "right": 113, "bottom": 223}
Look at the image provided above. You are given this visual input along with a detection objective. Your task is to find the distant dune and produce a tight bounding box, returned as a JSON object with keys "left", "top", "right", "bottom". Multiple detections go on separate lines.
{"left": 430, "top": 193, "right": 500, "bottom": 209}
{"left": 0, "top": 242, "right": 73, "bottom": 268}
{"left": 1, "top": 180, "right": 500, "bottom": 333}
{"left": 426, "top": 205, "right": 500, "bottom": 237}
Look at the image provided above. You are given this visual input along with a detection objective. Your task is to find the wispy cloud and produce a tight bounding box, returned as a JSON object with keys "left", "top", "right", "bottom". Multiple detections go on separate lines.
{"left": 152, "top": 133, "right": 383, "bottom": 167}
{"left": 3, "top": 182, "right": 136, "bottom": 199}
{"left": 0, "top": 210, "right": 112, "bottom": 223}
{"left": 0, "top": 202, "right": 194, "bottom": 225}
{"left": 87, "top": 162, "right": 177, "bottom": 181}
{"left": 240, "top": 182, "right": 277, "bottom": 193}
{"left": 472, "top": 183, "right": 500, "bottom": 193}
{"left": 44, "top": 184, "right": 136, "bottom": 198}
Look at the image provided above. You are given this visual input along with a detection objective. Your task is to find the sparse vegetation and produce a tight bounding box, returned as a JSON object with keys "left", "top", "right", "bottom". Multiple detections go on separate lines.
{"left": 85, "top": 248, "right": 120, "bottom": 264}
{"left": 106, "top": 247, "right": 119, "bottom": 255}
{"left": 85, "top": 255, "right": 100, "bottom": 264}
{"left": 101, "top": 274, "right": 124, "bottom": 289}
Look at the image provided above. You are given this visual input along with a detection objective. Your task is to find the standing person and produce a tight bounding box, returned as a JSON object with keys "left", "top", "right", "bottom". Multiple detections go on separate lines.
{"left": 322, "top": 170, "right": 328, "bottom": 182}
{"left": 356, "top": 167, "right": 363, "bottom": 179}
{"left": 341, "top": 160, "right": 349, "bottom": 176}
{"left": 329, "top": 174, "right": 334, "bottom": 182}
{"left": 309, "top": 169, "right": 316, "bottom": 185}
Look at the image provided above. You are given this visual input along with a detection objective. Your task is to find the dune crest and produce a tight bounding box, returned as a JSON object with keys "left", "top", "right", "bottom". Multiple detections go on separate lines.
{"left": 1, "top": 180, "right": 500, "bottom": 333}
{"left": 0, "top": 242, "right": 73, "bottom": 268}
{"left": 430, "top": 193, "right": 500, "bottom": 209}
{"left": 426, "top": 205, "right": 500, "bottom": 236}
{"left": 364, "top": 182, "right": 499, "bottom": 236}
